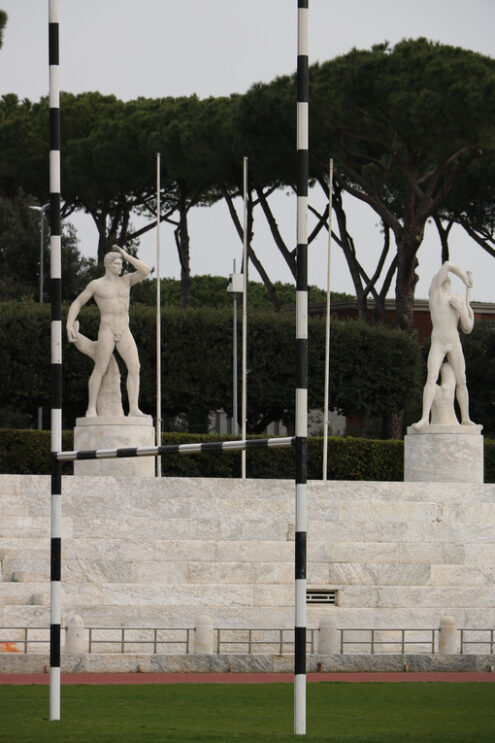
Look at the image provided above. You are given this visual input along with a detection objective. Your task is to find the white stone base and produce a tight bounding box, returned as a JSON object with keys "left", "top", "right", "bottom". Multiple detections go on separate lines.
{"left": 404, "top": 424, "right": 483, "bottom": 483}
{"left": 74, "top": 416, "right": 155, "bottom": 476}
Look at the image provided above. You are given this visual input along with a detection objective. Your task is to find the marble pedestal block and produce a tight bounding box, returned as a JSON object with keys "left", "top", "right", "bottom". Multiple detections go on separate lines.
{"left": 74, "top": 416, "right": 155, "bottom": 476}
{"left": 404, "top": 424, "right": 483, "bottom": 483}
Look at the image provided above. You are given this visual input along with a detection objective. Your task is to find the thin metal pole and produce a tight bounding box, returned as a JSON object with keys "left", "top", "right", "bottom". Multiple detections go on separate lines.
{"left": 156, "top": 153, "right": 162, "bottom": 477}
{"left": 241, "top": 156, "right": 248, "bottom": 478}
{"left": 232, "top": 259, "right": 238, "bottom": 436}
{"left": 48, "top": 0, "right": 62, "bottom": 721}
{"left": 295, "top": 0, "right": 308, "bottom": 735}
{"left": 40, "top": 210, "right": 45, "bottom": 303}
{"left": 39, "top": 210, "right": 45, "bottom": 430}
{"left": 29, "top": 203, "right": 49, "bottom": 429}
{"left": 322, "top": 159, "right": 333, "bottom": 480}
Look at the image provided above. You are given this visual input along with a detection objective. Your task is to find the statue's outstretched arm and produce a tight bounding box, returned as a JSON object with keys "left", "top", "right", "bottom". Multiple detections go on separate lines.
{"left": 446, "top": 263, "right": 473, "bottom": 288}
{"left": 113, "top": 245, "right": 151, "bottom": 285}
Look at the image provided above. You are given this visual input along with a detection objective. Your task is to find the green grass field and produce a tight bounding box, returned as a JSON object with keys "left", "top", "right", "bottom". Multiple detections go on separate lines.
{"left": 0, "top": 683, "right": 494, "bottom": 743}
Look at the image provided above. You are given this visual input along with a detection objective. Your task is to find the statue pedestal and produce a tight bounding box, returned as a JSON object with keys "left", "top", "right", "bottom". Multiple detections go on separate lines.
{"left": 74, "top": 416, "right": 155, "bottom": 476}
{"left": 404, "top": 424, "right": 483, "bottom": 483}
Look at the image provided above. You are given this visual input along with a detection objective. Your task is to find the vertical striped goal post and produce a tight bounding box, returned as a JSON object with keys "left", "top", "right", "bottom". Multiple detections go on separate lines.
{"left": 46, "top": 1, "right": 310, "bottom": 735}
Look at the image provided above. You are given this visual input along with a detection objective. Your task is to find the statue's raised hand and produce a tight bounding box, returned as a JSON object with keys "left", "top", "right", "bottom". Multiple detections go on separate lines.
{"left": 449, "top": 295, "right": 463, "bottom": 312}
{"left": 113, "top": 245, "right": 130, "bottom": 262}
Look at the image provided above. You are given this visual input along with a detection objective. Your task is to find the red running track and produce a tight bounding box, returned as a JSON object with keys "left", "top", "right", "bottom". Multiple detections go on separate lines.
{"left": 2, "top": 672, "right": 495, "bottom": 685}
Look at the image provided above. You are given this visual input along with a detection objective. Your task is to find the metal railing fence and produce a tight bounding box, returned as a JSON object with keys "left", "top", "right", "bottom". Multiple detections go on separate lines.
{"left": 87, "top": 627, "right": 194, "bottom": 655}
{"left": 2, "top": 626, "right": 494, "bottom": 656}
{"left": 459, "top": 629, "right": 495, "bottom": 655}
{"left": 339, "top": 628, "right": 436, "bottom": 655}
{"left": 0, "top": 627, "right": 49, "bottom": 653}
{"left": 214, "top": 628, "right": 317, "bottom": 655}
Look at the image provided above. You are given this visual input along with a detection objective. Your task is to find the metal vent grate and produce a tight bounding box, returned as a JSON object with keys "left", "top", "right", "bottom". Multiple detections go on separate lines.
{"left": 306, "top": 589, "right": 337, "bottom": 605}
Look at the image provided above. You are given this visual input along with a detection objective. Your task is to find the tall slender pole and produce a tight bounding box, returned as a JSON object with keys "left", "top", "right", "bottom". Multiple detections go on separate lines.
{"left": 39, "top": 209, "right": 45, "bottom": 430}
{"left": 241, "top": 156, "right": 248, "bottom": 478}
{"left": 30, "top": 203, "right": 49, "bottom": 429}
{"left": 40, "top": 210, "right": 45, "bottom": 304}
{"left": 295, "top": 0, "right": 308, "bottom": 735}
{"left": 232, "top": 259, "right": 238, "bottom": 436}
{"left": 322, "top": 159, "right": 334, "bottom": 481}
{"left": 156, "top": 153, "right": 162, "bottom": 477}
{"left": 48, "top": 0, "right": 62, "bottom": 721}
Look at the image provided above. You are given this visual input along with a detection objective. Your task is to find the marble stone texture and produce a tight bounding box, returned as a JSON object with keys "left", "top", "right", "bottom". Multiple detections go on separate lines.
{"left": 1, "top": 652, "right": 495, "bottom": 674}
{"left": 73, "top": 417, "right": 155, "bottom": 476}
{"left": 2, "top": 475, "right": 495, "bottom": 636}
{"left": 404, "top": 427, "right": 483, "bottom": 482}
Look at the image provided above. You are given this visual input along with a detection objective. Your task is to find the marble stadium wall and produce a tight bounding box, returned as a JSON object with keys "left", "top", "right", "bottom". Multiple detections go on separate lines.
{"left": 1, "top": 476, "right": 494, "bottom": 632}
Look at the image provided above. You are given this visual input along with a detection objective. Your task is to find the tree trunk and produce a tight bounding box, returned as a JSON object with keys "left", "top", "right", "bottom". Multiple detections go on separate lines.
{"left": 394, "top": 233, "right": 420, "bottom": 333}
{"left": 175, "top": 199, "right": 191, "bottom": 309}
{"left": 381, "top": 410, "right": 404, "bottom": 439}
{"left": 433, "top": 215, "right": 454, "bottom": 263}
{"left": 388, "top": 231, "right": 421, "bottom": 439}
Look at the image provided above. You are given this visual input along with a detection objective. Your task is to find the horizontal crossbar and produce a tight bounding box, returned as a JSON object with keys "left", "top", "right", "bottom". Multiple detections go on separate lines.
{"left": 56, "top": 436, "right": 295, "bottom": 462}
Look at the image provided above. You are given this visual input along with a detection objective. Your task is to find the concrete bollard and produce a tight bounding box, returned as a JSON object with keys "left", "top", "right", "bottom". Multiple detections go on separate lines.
{"left": 318, "top": 615, "right": 340, "bottom": 655}
{"left": 66, "top": 615, "right": 87, "bottom": 654}
{"left": 438, "top": 616, "right": 458, "bottom": 654}
{"left": 194, "top": 615, "right": 214, "bottom": 654}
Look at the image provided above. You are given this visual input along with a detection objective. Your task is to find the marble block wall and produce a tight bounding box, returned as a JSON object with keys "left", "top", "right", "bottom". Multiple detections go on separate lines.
{"left": 1, "top": 475, "right": 494, "bottom": 634}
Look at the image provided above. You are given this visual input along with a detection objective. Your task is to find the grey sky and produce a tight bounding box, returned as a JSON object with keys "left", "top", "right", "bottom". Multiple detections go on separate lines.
{"left": 1, "top": 0, "right": 494, "bottom": 300}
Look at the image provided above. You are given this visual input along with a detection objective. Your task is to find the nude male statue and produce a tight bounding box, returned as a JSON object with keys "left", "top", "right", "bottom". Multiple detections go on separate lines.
{"left": 412, "top": 262, "right": 474, "bottom": 430}
{"left": 67, "top": 246, "right": 151, "bottom": 418}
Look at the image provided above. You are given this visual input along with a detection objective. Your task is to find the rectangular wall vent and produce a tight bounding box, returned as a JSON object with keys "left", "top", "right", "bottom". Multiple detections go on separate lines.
{"left": 306, "top": 589, "right": 337, "bottom": 605}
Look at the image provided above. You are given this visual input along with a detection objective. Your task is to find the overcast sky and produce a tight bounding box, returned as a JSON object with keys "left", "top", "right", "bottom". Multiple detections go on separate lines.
{"left": 1, "top": 0, "right": 494, "bottom": 301}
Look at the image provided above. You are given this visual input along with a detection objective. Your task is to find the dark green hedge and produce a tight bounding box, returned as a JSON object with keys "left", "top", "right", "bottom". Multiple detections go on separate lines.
{"left": 3, "top": 428, "right": 494, "bottom": 481}
{"left": 0, "top": 429, "right": 74, "bottom": 476}
{"left": 8, "top": 425, "right": 495, "bottom": 484}
{"left": 484, "top": 439, "right": 495, "bottom": 483}
{"left": 0, "top": 428, "right": 400, "bottom": 481}
{"left": 0, "top": 301, "right": 421, "bottom": 432}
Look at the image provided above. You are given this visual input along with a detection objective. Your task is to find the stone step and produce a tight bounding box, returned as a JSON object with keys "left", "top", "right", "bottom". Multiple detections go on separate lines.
{"left": 3, "top": 580, "right": 491, "bottom": 612}
{"left": 0, "top": 559, "right": 296, "bottom": 585}
{"left": 1, "top": 554, "right": 492, "bottom": 587}
{"left": 1, "top": 474, "right": 494, "bottom": 640}
{"left": 0, "top": 583, "right": 50, "bottom": 605}
{"left": 0, "top": 495, "right": 30, "bottom": 516}
{"left": 0, "top": 517, "right": 73, "bottom": 539}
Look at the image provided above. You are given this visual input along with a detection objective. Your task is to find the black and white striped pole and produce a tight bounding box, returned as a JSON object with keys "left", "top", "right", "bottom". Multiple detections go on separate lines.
{"left": 48, "top": 0, "right": 62, "bottom": 721}
{"left": 57, "top": 436, "right": 294, "bottom": 462}
{"left": 295, "top": 0, "right": 309, "bottom": 735}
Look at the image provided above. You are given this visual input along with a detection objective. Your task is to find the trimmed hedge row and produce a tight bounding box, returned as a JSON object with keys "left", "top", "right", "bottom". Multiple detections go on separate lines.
{"left": 0, "top": 301, "right": 422, "bottom": 432}
{"left": 2, "top": 428, "right": 493, "bottom": 481}
{"left": 0, "top": 428, "right": 401, "bottom": 481}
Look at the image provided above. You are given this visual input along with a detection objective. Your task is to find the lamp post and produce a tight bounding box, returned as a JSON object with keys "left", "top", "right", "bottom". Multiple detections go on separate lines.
{"left": 30, "top": 203, "right": 49, "bottom": 429}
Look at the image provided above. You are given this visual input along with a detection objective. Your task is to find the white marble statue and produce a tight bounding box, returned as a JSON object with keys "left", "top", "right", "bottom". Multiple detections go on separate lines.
{"left": 70, "top": 320, "right": 124, "bottom": 417}
{"left": 430, "top": 362, "right": 459, "bottom": 425}
{"left": 413, "top": 262, "right": 475, "bottom": 430}
{"left": 67, "top": 246, "right": 151, "bottom": 418}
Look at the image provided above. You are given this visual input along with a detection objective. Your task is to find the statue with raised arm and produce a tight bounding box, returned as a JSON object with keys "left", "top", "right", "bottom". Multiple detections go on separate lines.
{"left": 412, "top": 262, "right": 475, "bottom": 430}
{"left": 67, "top": 246, "right": 151, "bottom": 418}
